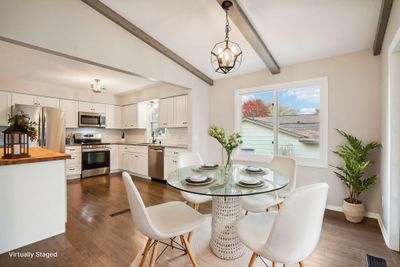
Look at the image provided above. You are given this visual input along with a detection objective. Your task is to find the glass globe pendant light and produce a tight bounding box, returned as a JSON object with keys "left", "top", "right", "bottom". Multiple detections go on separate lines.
{"left": 211, "top": 0, "right": 242, "bottom": 74}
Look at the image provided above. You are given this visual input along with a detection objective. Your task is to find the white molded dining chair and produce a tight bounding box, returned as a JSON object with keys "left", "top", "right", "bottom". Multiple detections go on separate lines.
{"left": 241, "top": 156, "right": 296, "bottom": 214}
{"left": 236, "top": 183, "right": 329, "bottom": 267}
{"left": 122, "top": 172, "right": 205, "bottom": 267}
{"left": 178, "top": 152, "right": 212, "bottom": 210}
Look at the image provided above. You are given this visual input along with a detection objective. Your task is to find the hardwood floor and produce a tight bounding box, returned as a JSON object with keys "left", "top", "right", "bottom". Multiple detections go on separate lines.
{"left": 0, "top": 174, "right": 399, "bottom": 267}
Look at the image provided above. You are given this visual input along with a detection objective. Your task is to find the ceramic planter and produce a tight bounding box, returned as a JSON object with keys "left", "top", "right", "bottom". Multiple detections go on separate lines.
{"left": 343, "top": 199, "right": 365, "bottom": 223}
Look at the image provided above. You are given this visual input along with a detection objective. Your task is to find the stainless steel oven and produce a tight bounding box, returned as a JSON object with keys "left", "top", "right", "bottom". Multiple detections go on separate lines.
{"left": 81, "top": 144, "right": 111, "bottom": 178}
{"left": 78, "top": 112, "right": 106, "bottom": 128}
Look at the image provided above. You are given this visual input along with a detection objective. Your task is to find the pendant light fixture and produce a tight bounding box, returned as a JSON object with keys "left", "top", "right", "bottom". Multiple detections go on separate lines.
{"left": 211, "top": 0, "right": 242, "bottom": 74}
{"left": 90, "top": 78, "right": 106, "bottom": 93}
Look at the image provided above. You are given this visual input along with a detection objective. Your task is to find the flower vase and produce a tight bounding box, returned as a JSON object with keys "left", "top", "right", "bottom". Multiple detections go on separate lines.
{"left": 225, "top": 152, "right": 233, "bottom": 178}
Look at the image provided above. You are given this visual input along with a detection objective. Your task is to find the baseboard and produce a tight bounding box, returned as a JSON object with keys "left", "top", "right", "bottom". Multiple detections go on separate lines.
{"left": 326, "top": 205, "right": 390, "bottom": 249}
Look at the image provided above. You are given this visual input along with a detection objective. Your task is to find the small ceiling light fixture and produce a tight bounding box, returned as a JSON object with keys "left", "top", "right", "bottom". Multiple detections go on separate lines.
{"left": 211, "top": 0, "right": 242, "bottom": 74}
{"left": 90, "top": 78, "right": 106, "bottom": 93}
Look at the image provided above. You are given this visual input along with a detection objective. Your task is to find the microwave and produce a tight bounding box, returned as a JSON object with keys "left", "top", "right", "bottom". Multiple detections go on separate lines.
{"left": 78, "top": 112, "right": 106, "bottom": 128}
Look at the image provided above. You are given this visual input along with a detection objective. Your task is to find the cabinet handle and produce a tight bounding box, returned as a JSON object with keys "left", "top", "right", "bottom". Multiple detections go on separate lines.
{"left": 174, "top": 152, "right": 178, "bottom": 154}
{"left": 68, "top": 168, "right": 75, "bottom": 171}
{"left": 173, "top": 160, "right": 177, "bottom": 163}
{"left": 183, "top": 122, "right": 187, "bottom": 125}
{"left": 163, "top": 123, "right": 167, "bottom": 125}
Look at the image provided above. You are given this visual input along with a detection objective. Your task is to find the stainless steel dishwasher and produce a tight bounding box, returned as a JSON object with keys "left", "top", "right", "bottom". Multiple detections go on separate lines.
{"left": 148, "top": 146, "right": 164, "bottom": 180}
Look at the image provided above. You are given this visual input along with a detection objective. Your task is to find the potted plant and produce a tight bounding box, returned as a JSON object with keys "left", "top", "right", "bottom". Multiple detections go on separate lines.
{"left": 208, "top": 126, "right": 242, "bottom": 174}
{"left": 332, "top": 129, "right": 381, "bottom": 223}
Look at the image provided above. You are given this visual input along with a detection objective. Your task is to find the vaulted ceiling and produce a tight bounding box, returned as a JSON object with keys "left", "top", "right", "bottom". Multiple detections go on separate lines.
{"left": 100, "top": 0, "right": 382, "bottom": 79}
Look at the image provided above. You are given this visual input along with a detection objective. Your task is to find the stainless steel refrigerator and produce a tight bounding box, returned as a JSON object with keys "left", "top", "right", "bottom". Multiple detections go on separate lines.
{"left": 13, "top": 104, "right": 65, "bottom": 152}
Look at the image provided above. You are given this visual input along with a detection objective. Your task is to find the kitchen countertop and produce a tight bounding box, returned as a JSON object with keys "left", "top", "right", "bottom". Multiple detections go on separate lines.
{"left": 65, "top": 143, "right": 188, "bottom": 149}
{"left": 0, "top": 148, "right": 71, "bottom": 166}
{"left": 111, "top": 143, "right": 188, "bottom": 149}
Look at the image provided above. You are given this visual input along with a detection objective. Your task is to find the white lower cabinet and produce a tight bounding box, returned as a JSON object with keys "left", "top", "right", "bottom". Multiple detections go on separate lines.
{"left": 65, "top": 146, "right": 81, "bottom": 179}
{"left": 164, "top": 148, "right": 187, "bottom": 179}
{"left": 119, "top": 145, "right": 148, "bottom": 177}
{"left": 110, "top": 145, "right": 119, "bottom": 172}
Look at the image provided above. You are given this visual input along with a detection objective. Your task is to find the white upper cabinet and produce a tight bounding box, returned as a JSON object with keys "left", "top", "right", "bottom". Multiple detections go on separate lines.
{"left": 122, "top": 104, "right": 137, "bottom": 129}
{"left": 174, "top": 95, "right": 188, "bottom": 127}
{"left": 137, "top": 101, "right": 148, "bottom": 129}
{"left": 0, "top": 92, "right": 11, "bottom": 126}
{"left": 159, "top": 95, "right": 188, "bottom": 128}
{"left": 36, "top": 96, "right": 59, "bottom": 108}
{"left": 159, "top": 97, "right": 174, "bottom": 128}
{"left": 59, "top": 99, "right": 78, "bottom": 128}
{"left": 12, "top": 93, "right": 59, "bottom": 108}
{"left": 106, "top": 105, "right": 122, "bottom": 129}
{"left": 78, "top": 101, "right": 106, "bottom": 113}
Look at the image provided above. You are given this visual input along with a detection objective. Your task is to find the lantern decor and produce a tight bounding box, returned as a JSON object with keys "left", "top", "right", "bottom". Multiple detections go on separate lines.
{"left": 211, "top": 0, "right": 243, "bottom": 74}
{"left": 2, "top": 112, "right": 37, "bottom": 159}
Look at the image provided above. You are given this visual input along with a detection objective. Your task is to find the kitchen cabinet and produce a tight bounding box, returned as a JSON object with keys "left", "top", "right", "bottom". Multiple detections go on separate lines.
{"left": 159, "top": 95, "right": 188, "bottom": 128}
{"left": 119, "top": 145, "right": 148, "bottom": 176}
{"left": 122, "top": 104, "right": 137, "bottom": 129}
{"left": 0, "top": 92, "right": 11, "bottom": 126}
{"left": 137, "top": 101, "right": 148, "bottom": 129}
{"left": 174, "top": 95, "right": 188, "bottom": 127}
{"left": 106, "top": 105, "right": 122, "bottom": 129}
{"left": 12, "top": 93, "right": 59, "bottom": 108}
{"left": 110, "top": 145, "right": 119, "bottom": 171}
{"left": 78, "top": 101, "right": 106, "bottom": 113}
{"left": 59, "top": 99, "right": 78, "bottom": 128}
{"left": 159, "top": 97, "right": 174, "bottom": 128}
{"left": 65, "top": 146, "right": 81, "bottom": 179}
{"left": 164, "top": 148, "right": 187, "bottom": 179}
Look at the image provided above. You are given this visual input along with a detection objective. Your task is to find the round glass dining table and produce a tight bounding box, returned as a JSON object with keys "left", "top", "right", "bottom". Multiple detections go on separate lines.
{"left": 167, "top": 164, "right": 289, "bottom": 260}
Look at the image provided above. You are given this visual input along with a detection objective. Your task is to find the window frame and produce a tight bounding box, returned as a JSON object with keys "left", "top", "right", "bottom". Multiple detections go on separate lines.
{"left": 234, "top": 77, "right": 328, "bottom": 168}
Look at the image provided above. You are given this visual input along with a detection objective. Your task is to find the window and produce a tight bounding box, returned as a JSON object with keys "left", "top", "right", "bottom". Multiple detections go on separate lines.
{"left": 147, "top": 100, "right": 165, "bottom": 140}
{"left": 235, "top": 77, "right": 328, "bottom": 167}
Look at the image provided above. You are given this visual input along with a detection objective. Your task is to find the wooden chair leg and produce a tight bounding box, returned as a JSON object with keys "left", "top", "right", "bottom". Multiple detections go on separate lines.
{"left": 149, "top": 241, "right": 158, "bottom": 267}
{"left": 272, "top": 262, "right": 277, "bottom": 267}
{"left": 245, "top": 210, "right": 249, "bottom": 216}
{"left": 188, "top": 231, "right": 193, "bottom": 243}
{"left": 194, "top": 203, "right": 199, "bottom": 211}
{"left": 248, "top": 252, "right": 257, "bottom": 267}
{"left": 277, "top": 203, "right": 281, "bottom": 209}
{"left": 181, "top": 235, "right": 198, "bottom": 267}
{"left": 299, "top": 261, "right": 305, "bottom": 267}
{"left": 139, "top": 238, "right": 152, "bottom": 267}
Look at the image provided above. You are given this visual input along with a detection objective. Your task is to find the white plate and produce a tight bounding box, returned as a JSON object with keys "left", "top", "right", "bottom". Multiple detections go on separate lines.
{"left": 240, "top": 178, "right": 261, "bottom": 185}
{"left": 187, "top": 175, "right": 208, "bottom": 182}
{"left": 246, "top": 166, "right": 263, "bottom": 172}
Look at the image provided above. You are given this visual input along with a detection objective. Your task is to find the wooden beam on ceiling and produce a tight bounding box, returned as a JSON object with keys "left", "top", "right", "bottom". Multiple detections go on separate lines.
{"left": 216, "top": 0, "right": 280, "bottom": 74}
{"left": 373, "top": 0, "right": 393, "bottom": 56}
{"left": 81, "top": 0, "right": 214, "bottom": 86}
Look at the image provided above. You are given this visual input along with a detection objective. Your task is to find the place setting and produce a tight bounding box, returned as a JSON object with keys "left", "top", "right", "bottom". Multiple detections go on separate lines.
{"left": 185, "top": 174, "right": 215, "bottom": 186}
{"left": 242, "top": 166, "right": 269, "bottom": 175}
{"left": 236, "top": 177, "right": 268, "bottom": 188}
{"left": 192, "top": 163, "right": 220, "bottom": 172}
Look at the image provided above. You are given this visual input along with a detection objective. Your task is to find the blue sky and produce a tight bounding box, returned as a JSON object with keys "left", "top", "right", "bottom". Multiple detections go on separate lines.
{"left": 242, "top": 85, "right": 320, "bottom": 114}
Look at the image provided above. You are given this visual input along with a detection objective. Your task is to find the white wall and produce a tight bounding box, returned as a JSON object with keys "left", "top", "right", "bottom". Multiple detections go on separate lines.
{"left": 380, "top": 0, "right": 400, "bottom": 251}
{"left": 118, "top": 84, "right": 188, "bottom": 105}
{"left": 209, "top": 50, "right": 382, "bottom": 215}
{"left": 0, "top": 0, "right": 210, "bottom": 159}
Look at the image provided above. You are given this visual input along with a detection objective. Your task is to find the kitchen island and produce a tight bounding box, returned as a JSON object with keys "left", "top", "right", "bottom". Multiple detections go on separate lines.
{"left": 0, "top": 148, "right": 70, "bottom": 254}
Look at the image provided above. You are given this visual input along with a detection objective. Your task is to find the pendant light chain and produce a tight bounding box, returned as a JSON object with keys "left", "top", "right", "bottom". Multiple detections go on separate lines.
{"left": 225, "top": 9, "right": 231, "bottom": 41}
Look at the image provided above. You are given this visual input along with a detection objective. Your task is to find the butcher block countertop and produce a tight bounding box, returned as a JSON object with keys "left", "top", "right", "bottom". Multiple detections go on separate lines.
{"left": 0, "top": 148, "right": 70, "bottom": 166}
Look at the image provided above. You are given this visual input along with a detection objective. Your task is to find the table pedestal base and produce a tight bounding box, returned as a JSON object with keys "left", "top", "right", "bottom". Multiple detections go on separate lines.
{"left": 210, "top": 196, "right": 246, "bottom": 259}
